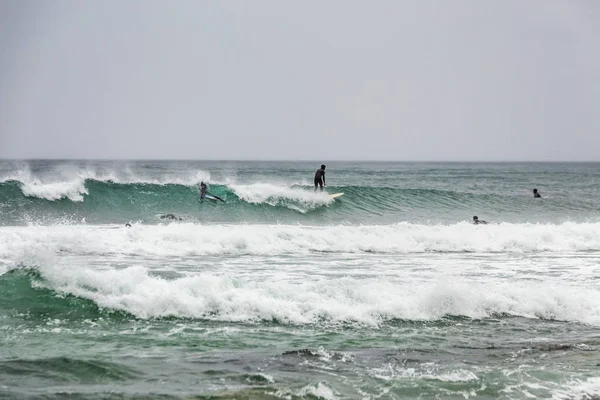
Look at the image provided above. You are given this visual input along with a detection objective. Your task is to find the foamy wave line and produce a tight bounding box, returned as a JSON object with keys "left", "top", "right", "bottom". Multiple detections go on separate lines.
{"left": 552, "top": 377, "right": 600, "bottom": 400}
{"left": 20, "top": 178, "right": 89, "bottom": 202}
{"left": 26, "top": 265, "right": 600, "bottom": 326}
{"left": 2, "top": 222, "right": 600, "bottom": 258}
{"left": 230, "top": 183, "right": 334, "bottom": 212}
{"left": 1, "top": 165, "right": 212, "bottom": 201}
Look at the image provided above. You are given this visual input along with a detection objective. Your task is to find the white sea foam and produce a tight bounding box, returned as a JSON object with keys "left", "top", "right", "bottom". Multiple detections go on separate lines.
{"left": 15, "top": 260, "right": 600, "bottom": 326}
{"left": 2, "top": 222, "right": 600, "bottom": 258}
{"left": 229, "top": 183, "right": 333, "bottom": 212}
{"left": 373, "top": 364, "right": 480, "bottom": 383}
{"left": 21, "top": 178, "right": 89, "bottom": 202}
{"left": 3, "top": 222, "right": 600, "bottom": 325}
{"left": 552, "top": 377, "right": 600, "bottom": 400}
{"left": 1, "top": 164, "right": 211, "bottom": 201}
{"left": 295, "top": 382, "right": 339, "bottom": 400}
{"left": 3, "top": 166, "right": 92, "bottom": 201}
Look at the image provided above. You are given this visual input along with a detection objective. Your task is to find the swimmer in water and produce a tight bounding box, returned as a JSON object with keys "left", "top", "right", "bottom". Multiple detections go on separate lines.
{"left": 160, "top": 214, "right": 182, "bottom": 221}
{"left": 473, "top": 216, "right": 488, "bottom": 225}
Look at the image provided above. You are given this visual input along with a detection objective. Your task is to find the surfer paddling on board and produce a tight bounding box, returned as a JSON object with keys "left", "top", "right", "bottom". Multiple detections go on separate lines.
{"left": 473, "top": 216, "right": 488, "bottom": 225}
{"left": 200, "top": 182, "right": 224, "bottom": 202}
{"left": 314, "top": 164, "right": 326, "bottom": 191}
{"left": 160, "top": 213, "right": 182, "bottom": 221}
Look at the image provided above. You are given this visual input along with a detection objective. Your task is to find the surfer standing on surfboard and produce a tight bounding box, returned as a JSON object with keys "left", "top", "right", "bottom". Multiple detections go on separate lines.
{"left": 314, "top": 164, "right": 326, "bottom": 192}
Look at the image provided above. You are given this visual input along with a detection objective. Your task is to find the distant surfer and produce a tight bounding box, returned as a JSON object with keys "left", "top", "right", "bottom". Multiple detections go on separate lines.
{"left": 160, "top": 213, "right": 181, "bottom": 221}
{"left": 473, "top": 216, "right": 487, "bottom": 225}
{"left": 314, "top": 164, "right": 326, "bottom": 191}
{"left": 125, "top": 223, "right": 132, "bottom": 228}
{"left": 200, "top": 181, "right": 224, "bottom": 202}
{"left": 533, "top": 188, "right": 541, "bottom": 198}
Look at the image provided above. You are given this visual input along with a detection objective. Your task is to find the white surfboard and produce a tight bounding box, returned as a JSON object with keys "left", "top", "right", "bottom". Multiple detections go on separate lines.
{"left": 201, "top": 194, "right": 225, "bottom": 202}
{"left": 330, "top": 193, "right": 344, "bottom": 199}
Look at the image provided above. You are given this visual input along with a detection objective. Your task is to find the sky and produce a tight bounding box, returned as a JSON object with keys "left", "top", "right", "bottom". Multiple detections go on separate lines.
{"left": 0, "top": 1, "right": 599, "bottom": 161}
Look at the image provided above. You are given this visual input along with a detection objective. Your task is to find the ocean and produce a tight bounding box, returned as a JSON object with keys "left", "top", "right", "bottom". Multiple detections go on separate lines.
{"left": 1, "top": 160, "right": 599, "bottom": 399}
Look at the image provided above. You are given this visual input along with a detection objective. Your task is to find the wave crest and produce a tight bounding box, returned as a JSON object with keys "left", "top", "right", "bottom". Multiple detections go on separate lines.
{"left": 230, "top": 183, "right": 334, "bottom": 212}
{"left": 6, "top": 265, "right": 600, "bottom": 326}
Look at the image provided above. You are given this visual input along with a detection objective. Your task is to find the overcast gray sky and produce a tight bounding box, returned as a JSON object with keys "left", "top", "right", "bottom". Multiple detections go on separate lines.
{"left": 0, "top": 1, "right": 599, "bottom": 161}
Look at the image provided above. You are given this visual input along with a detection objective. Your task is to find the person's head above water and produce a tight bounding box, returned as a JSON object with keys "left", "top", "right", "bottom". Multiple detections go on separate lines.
{"left": 473, "top": 216, "right": 478, "bottom": 221}
{"left": 321, "top": 164, "right": 326, "bottom": 170}
{"left": 533, "top": 188, "right": 538, "bottom": 193}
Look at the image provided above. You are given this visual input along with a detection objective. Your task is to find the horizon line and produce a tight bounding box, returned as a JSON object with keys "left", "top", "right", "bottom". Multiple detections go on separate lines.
{"left": 1, "top": 158, "right": 600, "bottom": 163}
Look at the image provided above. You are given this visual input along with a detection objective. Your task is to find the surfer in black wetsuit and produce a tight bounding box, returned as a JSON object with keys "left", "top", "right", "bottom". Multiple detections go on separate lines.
{"left": 160, "top": 213, "right": 182, "bottom": 221}
{"left": 199, "top": 181, "right": 224, "bottom": 202}
{"left": 314, "top": 164, "right": 326, "bottom": 191}
{"left": 533, "top": 188, "right": 541, "bottom": 198}
{"left": 473, "top": 216, "right": 487, "bottom": 225}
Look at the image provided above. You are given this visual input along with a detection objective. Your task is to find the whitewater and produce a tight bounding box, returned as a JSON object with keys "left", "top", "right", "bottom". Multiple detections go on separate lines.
{"left": 1, "top": 160, "right": 600, "bottom": 399}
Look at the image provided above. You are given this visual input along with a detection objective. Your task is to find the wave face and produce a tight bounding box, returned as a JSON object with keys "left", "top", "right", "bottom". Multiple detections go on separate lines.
{"left": 1, "top": 160, "right": 600, "bottom": 225}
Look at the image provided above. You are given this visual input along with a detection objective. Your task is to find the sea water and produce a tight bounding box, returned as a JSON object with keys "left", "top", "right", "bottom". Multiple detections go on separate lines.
{"left": 1, "top": 160, "right": 599, "bottom": 399}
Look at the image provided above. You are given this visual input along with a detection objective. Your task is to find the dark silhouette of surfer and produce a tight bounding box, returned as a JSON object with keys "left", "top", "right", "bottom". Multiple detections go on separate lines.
{"left": 473, "top": 216, "right": 487, "bottom": 225}
{"left": 200, "top": 182, "right": 224, "bottom": 202}
{"left": 160, "top": 214, "right": 182, "bottom": 221}
{"left": 314, "top": 165, "right": 326, "bottom": 191}
{"left": 533, "top": 188, "right": 541, "bottom": 198}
